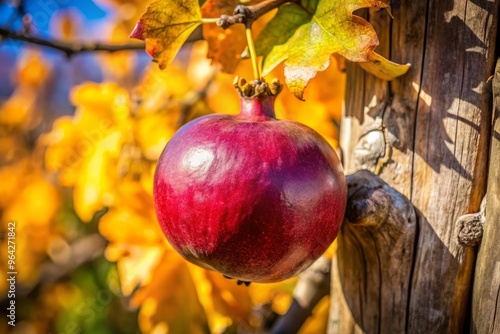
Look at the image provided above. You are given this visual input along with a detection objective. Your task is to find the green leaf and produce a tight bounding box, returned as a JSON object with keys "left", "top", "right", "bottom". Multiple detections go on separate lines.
{"left": 256, "top": 0, "right": 393, "bottom": 100}
{"left": 131, "top": 0, "right": 202, "bottom": 69}
{"left": 255, "top": 2, "right": 314, "bottom": 59}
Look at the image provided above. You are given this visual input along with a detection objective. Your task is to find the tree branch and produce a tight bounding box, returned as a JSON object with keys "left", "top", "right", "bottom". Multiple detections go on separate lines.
{"left": 244, "top": 256, "right": 331, "bottom": 333}
{"left": 270, "top": 256, "right": 331, "bottom": 333}
{"left": 0, "top": 0, "right": 291, "bottom": 57}
{"left": 0, "top": 27, "right": 145, "bottom": 57}
{"left": 217, "top": 0, "right": 292, "bottom": 29}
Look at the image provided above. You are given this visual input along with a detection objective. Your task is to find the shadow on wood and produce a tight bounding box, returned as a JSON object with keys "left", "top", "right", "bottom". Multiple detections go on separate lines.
{"left": 471, "top": 59, "right": 500, "bottom": 334}
{"left": 335, "top": 0, "right": 497, "bottom": 331}
{"left": 328, "top": 170, "right": 475, "bottom": 333}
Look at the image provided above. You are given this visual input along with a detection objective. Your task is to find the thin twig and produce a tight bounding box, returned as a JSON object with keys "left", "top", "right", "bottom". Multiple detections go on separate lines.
{"left": 0, "top": 27, "right": 145, "bottom": 57}
{"left": 217, "top": 0, "right": 292, "bottom": 28}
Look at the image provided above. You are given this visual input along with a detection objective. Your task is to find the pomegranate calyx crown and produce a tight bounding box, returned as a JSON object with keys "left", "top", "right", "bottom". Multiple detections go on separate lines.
{"left": 233, "top": 77, "right": 283, "bottom": 99}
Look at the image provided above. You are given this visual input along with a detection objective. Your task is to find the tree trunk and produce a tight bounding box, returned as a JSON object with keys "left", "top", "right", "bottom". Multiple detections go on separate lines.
{"left": 328, "top": 1, "right": 498, "bottom": 333}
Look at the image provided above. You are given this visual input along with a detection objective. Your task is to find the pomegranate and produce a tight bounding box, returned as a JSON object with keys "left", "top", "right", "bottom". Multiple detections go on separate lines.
{"left": 153, "top": 79, "right": 346, "bottom": 283}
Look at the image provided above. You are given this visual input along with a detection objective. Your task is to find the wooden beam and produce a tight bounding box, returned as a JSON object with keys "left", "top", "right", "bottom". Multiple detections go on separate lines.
{"left": 471, "top": 59, "right": 500, "bottom": 334}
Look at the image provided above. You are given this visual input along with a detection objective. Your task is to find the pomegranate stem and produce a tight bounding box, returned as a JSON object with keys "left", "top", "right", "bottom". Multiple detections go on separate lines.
{"left": 245, "top": 26, "right": 261, "bottom": 80}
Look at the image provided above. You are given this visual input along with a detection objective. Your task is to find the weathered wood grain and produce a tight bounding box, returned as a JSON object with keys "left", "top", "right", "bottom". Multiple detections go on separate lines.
{"left": 471, "top": 60, "right": 500, "bottom": 334}
{"left": 330, "top": 0, "right": 498, "bottom": 332}
{"left": 383, "top": 0, "right": 428, "bottom": 198}
{"left": 329, "top": 171, "right": 417, "bottom": 334}
{"left": 408, "top": 1, "right": 495, "bottom": 331}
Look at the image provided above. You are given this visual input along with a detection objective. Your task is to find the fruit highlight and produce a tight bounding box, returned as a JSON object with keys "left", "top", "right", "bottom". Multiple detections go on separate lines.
{"left": 153, "top": 79, "right": 347, "bottom": 283}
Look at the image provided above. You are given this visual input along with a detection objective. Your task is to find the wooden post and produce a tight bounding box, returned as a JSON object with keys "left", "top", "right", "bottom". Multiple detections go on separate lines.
{"left": 329, "top": 170, "right": 418, "bottom": 334}
{"left": 471, "top": 60, "right": 500, "bottom": 333}
{"left": 329, "top": 0, "right": 498, "bottom": 332}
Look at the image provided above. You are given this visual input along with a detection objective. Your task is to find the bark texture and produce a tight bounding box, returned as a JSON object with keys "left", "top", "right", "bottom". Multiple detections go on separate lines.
{"left": 329, "top": 0, "right": 498, "bottom": 332}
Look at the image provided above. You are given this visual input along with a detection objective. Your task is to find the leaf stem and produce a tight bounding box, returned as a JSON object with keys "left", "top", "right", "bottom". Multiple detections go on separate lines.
{"left": 201, "top": 18, "right": 219, "bottom": 24}
{"left": 245, "top": 27, "right": 261, "bottom": 80}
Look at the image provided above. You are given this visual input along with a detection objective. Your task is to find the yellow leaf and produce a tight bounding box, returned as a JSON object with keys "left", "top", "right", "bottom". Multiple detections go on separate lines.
{"left": 1, "top": 174, "right": 61, "bottom": 287}
{"left": 43, "top": 116, "right": 83, "bottom": 185}
{"left": 131, "top": 0, "right": 203, "bottom": 69}
{"left": 109, "top": 244, "right": 164, "bottom": 296}
{"left": 71, "top": 82, "right": 130, "bottom": 128}
{"left": 188, "top": 265, "right": 253, "bottom": 332}
{"left": 3, "top": 174, "right": 60, "bottom": 228}
{"left": 136, "top": 112, "right": 176, "bottom": 160}
{"left": 44, "top": 82, "right": 132, "bottom": 216}
{"left": 99, "top": 182, "right": 162, "bottom": 246}
{"left": 73, "top": 130, "right": 123, "bottom": 221}
{"left": 358, "top": 52, "right": 410, "bottom": 80}
{"left": 99, "top": 181, "right": 166, "bottom": 295}
{"left": 133, "top": 252, "right": 209, "bottom": 334}
{"left": 256, "top": 0, "right": 388, "bottom": 99}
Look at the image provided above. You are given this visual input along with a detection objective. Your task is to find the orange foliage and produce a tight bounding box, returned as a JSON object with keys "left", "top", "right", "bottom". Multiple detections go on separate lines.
{"left": 0, "top": 52, "right": 62, "bottom": 294}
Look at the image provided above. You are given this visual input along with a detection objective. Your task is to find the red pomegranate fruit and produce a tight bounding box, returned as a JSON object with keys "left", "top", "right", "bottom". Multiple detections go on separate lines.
{"left": 153, "top": 79, "right": 347, "bottom": 283}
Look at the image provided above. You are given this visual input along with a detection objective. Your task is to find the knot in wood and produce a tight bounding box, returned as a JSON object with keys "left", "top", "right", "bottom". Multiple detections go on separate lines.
{"left": 346, "top": 185, "right": 390, "bottom": 227}
{"left": 457, "top": 196, "right": 487, "bottom": 246}
{"left": 353, "top": 120, "right": 386, "bottom": 172}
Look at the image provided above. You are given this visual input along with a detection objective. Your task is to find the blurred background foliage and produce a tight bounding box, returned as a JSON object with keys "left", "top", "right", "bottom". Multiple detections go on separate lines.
{"left": 0, "top": 0, "right": 345, "bottom": 333}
